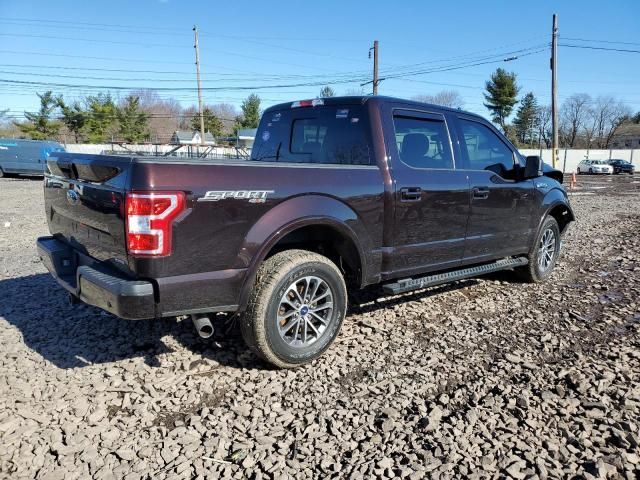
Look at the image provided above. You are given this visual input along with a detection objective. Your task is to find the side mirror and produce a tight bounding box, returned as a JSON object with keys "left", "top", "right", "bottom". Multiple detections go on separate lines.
{"left": 523, "top": 155, "right": 542, "bottom": 179}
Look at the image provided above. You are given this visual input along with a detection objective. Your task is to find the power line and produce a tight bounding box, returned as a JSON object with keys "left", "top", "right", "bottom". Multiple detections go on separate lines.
{"left": 559, "top": 44, "right": 640, "bottom": 54}
{"left": 0, "top": 33, "right": 187, "bottom": 49}
{"left": 562, "top": 37, "right": 640, "bottom": 47}
{"left": 381, "top": 48, "right": 548, "bottom": 81}
{"left": 0, "top": 46, "right": 545, "bottom": 93}
{"left": 0, "top": 77, "right": 370, "bottom": 92}
{"left": 0, "top": 69, "right": 348, "bottom": 84}
{"left": 0, "top": 49, "right": 193, "bottom": 65}
{"left": 378, "top": 44, "right": 549, "bottom": 78}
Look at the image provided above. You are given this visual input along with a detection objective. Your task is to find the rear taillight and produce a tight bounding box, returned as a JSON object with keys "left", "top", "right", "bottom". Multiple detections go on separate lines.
{"left": 125, "top": 191, "right": 185, "bottom": 257}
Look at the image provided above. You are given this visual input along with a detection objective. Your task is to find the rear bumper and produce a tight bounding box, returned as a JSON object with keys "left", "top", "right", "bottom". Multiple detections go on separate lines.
{"left": 37, "top": 236, "right": 156, "bottom": 319}
{"left": 37, "top": 236, "right": 244, "bottom": 319}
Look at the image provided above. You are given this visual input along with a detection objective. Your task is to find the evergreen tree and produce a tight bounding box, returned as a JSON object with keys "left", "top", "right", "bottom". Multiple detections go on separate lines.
{"left": 190, "top": 107, "right": 223, "bottom": 137}
{"left": 238, "top": 94, "right": 261, "bottom": 129}
{"left": 85, "top": 94, "right": 118, "bottom": 143}
{"left": 319, "top": 86, "right": 335, "bottom": 98}
{"left": 16, "top": 91, "right": 61, "bottom": 140}
{"left": 513, "top": 92, "right": 539, "bottom": 146}
{"left": 484, "top": 68, "right": 520, "bottom": 132}
{"left": 117, "top": 96, "right": 149, "bottom": 143}
{"left": 57, "top": 97, "right": 87, "bottom": 143}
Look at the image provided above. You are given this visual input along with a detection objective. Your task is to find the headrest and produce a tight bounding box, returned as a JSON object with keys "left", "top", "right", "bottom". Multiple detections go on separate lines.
{"left": 401, "top": 133, "right": 429, "bottom": 159}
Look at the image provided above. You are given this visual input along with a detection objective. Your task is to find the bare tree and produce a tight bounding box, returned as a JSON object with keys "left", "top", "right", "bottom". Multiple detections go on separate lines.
{"left": 588, "top": 96, "right": 631, "bottom": 148}
{"left": 129, "top": 90, "right": 181, "bottom": 143}
{"left": 210, "top": 103, "right": 239, "bottom": 135}
{"left": 560, "top": 93, "right": 591, "bottom": 147}
{"left": 343, "top": 87, "right": 365, "bottom": 96}
{"left": 412, "top": 90, "right": 464, "bottom": 109}
{"left": 536, "top": 105, "right": 552, "bottom": 148}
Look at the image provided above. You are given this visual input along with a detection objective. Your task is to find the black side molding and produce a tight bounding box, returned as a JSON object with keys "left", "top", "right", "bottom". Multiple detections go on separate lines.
{"left": 382, "top": 257, "right": 528, "bottom": 295}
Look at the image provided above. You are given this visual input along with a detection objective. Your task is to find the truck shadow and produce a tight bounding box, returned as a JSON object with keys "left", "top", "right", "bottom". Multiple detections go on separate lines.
{"left": 0, "top": 273, "right": 261, "bottom": 370}
{"left": 0, "top": 272, "right": 523, "bottom": 371}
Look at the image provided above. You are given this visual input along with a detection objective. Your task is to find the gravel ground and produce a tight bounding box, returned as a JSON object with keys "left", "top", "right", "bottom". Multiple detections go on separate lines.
{"left": 0, "top": 174, "right": 639, "bottom": 480}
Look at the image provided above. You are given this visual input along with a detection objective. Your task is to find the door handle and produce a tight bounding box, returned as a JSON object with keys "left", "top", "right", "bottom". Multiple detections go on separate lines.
{"left": 472, "top": 187, "right": 490, "bottom": 199}
{"left": 400, "top": 187, "right": 422, "bottom": 202}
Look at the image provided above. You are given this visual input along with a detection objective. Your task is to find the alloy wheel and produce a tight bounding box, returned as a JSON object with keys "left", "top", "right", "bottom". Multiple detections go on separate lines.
{"left": 537, "top": 228, "right": 557, "bottom": 272}
{"left": 277, "top": 276, "right": 334, "bottom": 348}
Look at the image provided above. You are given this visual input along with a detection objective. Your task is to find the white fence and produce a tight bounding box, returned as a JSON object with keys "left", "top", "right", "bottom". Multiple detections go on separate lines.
{"left": 520, "top": 148, "right": 640, "bottom": 173}
{"left": 64, "top": 143, "right": 243, "bottom": 157}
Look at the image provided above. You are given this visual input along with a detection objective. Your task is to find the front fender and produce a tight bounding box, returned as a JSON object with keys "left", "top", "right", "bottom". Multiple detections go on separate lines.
{"left": 235, "top": 194, "right": 375, "bottom": 310}
{"left": 532, "top": 186, "right": 575, "bottom": 245}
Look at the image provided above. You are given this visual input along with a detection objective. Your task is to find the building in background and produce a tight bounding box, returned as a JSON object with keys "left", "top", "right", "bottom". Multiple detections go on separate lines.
{"left": 170, "top": 130, "right": 216, "bottom": 145}
{"left": 610, "top": 124, "right": 640, "bottom": 149}
{"left": 236, "top": 128, "right": 257, "bottom": 149}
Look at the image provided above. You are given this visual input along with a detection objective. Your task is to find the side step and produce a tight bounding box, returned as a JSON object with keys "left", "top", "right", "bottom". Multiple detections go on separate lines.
{"left": 382, "top": 257, "right": 528, "bottom": 295}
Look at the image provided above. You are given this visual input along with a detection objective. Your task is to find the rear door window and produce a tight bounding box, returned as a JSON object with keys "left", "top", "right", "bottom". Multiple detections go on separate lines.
{"left": 251, "top": 106, "right": 372, "bottom": 165}
{"left": 392, "top": 114, "right": 453, "bottom": 169}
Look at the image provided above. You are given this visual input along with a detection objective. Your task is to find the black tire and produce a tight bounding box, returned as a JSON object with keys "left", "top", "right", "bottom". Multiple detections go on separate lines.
{"left": 589, "top": 168, "right": 593, "bottom": 174}
{"left": 241, "top": 249, "right": 347, "bottom": 368}
{"left": 517, "top": 216, "right": 561, "bottom": 283}
{"left": 0, "top": 168, "right": 4, "bottom": 178}
{"left": 577, "top": 168, "right": 581, "bottom": 175}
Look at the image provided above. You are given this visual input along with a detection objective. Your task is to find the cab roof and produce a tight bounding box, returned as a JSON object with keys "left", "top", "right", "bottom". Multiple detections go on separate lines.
{"left": 263, "top": 95, "right": 485, "bottom": 121}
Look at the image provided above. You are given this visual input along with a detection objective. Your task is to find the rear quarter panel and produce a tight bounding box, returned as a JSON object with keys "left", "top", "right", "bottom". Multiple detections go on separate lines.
{"left": 127, "top": 160, "right": 385, "bottom": 283}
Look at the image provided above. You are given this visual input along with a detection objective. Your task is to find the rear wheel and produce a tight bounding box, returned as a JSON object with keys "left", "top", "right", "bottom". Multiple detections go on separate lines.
{"left": 577, "top": 168, "right": 581, "bottom": 175}
{"left": 241, "top": 250, "right": 347, "bottom": 368}
{"left": 517, "top": 216, "right": 561, "bottom": 283}
{"left": 0, "top": 167, "right": 4, "bottom": 178}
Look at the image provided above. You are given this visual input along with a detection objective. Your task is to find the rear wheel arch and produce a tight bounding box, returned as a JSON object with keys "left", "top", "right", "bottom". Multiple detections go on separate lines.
{"left": 238, "top": 218, "right": 367, "bottom": 311}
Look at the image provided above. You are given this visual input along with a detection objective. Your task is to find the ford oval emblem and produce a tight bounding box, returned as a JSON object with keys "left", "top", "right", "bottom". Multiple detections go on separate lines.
{"left": 66, "top": 189, "right": 79, "bottom": 205}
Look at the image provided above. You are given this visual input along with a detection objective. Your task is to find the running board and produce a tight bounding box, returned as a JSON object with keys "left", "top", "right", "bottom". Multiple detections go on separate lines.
{"left": 382, "top": 257, "right": 528, "bottom": 295}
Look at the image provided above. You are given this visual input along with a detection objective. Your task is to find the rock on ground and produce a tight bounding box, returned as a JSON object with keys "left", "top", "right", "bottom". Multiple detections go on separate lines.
{"left": 0, "top": 174, "right": 639, "bottom": 479}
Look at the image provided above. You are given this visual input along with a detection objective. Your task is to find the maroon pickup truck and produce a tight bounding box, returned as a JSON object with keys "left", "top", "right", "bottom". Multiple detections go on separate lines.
{"left": 37, "top": 96, "right": 574, "bottom": 367}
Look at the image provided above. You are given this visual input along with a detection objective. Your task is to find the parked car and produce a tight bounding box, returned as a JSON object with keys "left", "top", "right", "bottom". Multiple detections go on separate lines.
{"left": 607, "top": 159, "right": 635, "bottom": 175}
{"left": 37, "top": 96, "right": 574, "bottom": 368}
{"left": 577, "top": 159, "right": 613, "bottom": 175}
{"left": 0, "top": 139, "right": 66, "bottom": 177}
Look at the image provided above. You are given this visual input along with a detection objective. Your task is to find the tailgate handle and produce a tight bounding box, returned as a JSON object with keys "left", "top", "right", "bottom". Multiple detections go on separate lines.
{"left": 400, "top": 187, "right": 422, "bottom": 202}
{"left": 473, "top": 187, "right": 490, "bottom": 199}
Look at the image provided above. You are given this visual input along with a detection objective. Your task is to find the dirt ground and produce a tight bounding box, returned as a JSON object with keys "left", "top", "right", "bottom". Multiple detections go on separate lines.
{"left": 0, "top": 173, "right": 639, "bottom": 479}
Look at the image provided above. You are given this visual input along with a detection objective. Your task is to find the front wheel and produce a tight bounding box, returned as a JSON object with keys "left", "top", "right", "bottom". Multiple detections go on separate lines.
{"left": 589, "top": 168, "right": 594, "bottom": 174}
{"left": 517, "top": 216, "right": 561, "bottom": 283}
{"left": 241, "top": 250, "right": 347, "bottom": 368}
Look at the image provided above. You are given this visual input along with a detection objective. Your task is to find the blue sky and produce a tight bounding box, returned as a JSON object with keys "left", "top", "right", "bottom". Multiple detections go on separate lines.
{"left": 1, "top": 0, "right": 639, "bottom": 120}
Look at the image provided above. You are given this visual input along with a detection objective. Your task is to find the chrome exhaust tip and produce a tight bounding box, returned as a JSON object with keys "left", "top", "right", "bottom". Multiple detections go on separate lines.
{"left": 191, "top": 314, "right": 214, "bottom": 339}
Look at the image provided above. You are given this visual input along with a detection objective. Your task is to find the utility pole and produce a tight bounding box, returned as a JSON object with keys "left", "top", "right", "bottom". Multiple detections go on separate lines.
{"left": 551, "top": 14, "right": 558, "bottom": 168}
{"left": 193, "top": 25, "right": 206, "bottom": 145}
{"left": 372, "top": 40, "right": 379, "bottom": 95}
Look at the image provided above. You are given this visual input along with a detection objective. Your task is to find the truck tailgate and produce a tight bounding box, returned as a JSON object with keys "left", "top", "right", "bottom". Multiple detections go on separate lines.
{"left": 44, "top": 153, "right": 132, "bottom": 263}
